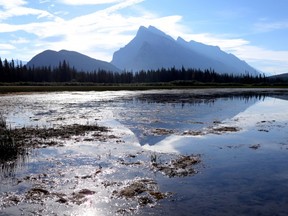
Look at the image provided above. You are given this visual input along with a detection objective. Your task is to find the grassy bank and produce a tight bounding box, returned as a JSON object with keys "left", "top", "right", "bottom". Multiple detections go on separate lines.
{"left": 0, "top": 83, "right": 287, "bottom": 94}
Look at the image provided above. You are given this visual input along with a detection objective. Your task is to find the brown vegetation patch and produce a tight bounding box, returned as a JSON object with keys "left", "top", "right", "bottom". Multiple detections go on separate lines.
{"left": 21, "top": 188, "right": 95, "bottom": 206}
{"left": 150, "top": 128, "right": 175, "bottom": 136}
{"left": 114, "top": 178, "right": 170, "bottom": 206}
{"left": 249, "top": 144, "right": 261, "bottom": 150}
{"left": 152, "top": 154, "right": 201, "bottom": 177}
{"left": 210, "top": 126, "right": 240, "bottom": 134}
{"left": 182, "top": 130, "right": 204, "bottom": 136}
{"left": 70, "top": 189, "right": 96, "bottom": 205}
{"left": 26, "top": 188, "right": 50, "bottom": 201}
{"left": 5, "top": 124, "right": 110, "bottom": 148}
{"left": 11, "top": 124, "right": 108, "bottom": 140}
{"left": 182, "top": 126, "right": 240, "bottom": 137}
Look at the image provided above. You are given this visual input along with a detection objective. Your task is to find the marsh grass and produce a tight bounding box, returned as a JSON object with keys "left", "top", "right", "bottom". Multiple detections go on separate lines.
{"left": 0, "top": 112, "right": 16, "bottom": 162}
{"left": 0, "top": 112, "right": 28, "bottom": 179}
{"left": 0, "top": 113, "right": 110, "bottom": 179}
{"left": 0, "top": 112, "right": 6, "bottom": 128}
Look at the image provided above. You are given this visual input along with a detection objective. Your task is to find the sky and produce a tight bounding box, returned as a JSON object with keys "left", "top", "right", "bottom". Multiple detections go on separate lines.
{"left": 0, "top": 0, "right": 288, "bottom": 75}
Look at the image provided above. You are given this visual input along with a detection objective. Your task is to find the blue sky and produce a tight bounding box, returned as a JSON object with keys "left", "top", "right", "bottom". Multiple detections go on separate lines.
{"left": 0, "top": 0, "right": 287, "bottom": 74}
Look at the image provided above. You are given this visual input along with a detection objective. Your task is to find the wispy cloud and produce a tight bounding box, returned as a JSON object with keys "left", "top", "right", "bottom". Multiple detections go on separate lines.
{"left": 1, "top": 0, "right": 185, "bottom": 61}
{"left": 0, "top": 0, "right": 58, "bottom": 21}
{"left": 39, "top": 0, "right": 51, "bottom": 3}
{"left": 9, "top": 37, "right": 29, "bottom": 44}
{"left": 231, "top": 45, "right": 288, "bottom": 62}
{"left": 0, "top": 0, "right": 27, "bottom": 9}
{"left": 0, "top": 43, "right": 16, "bottom": 50}
{"left": 254, "top": 20, "right": 288, "bottom": 32}
{"left": 41, "top": 35, "right": 66, "bottom": 42}
{"left": 0, "top": 0, "right": 150, "bottom": 60}
{"left": 227, "top": 44, "right": 288, "bottom": 74}
{"left": 58, "top": 0, "right": 123, "bottom": 5}
{"left": 180, "top": 32, "right": 250, "bottom": 50}
{"left": 0, "top": 6, "right": 55, "bottom": 20}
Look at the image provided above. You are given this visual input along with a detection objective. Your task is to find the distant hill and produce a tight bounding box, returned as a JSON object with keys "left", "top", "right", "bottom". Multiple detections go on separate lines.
{"left": 111, "top": 26, "right": 259, "bottom": 75}
{"left": 268, "top": 73, "right": 288, "bottom": 81}
{"left": 27, "top": 50, "right": 120, "bottom": 72}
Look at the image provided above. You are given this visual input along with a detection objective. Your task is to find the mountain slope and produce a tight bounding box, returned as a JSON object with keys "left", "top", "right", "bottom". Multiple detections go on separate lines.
{"left": 268, "top": 73, "right": 288, "bottom": 81}
{"left": 27, "top": 50, "right": 120, "bottom": 72}
{"left": 176, "top": 37, "right": 258, "bottom": 75}
{"left": 111, "top": 26, "right": 259, "bottom": 75}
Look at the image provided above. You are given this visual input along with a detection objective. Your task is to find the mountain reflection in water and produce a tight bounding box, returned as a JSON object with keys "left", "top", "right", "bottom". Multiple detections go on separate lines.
{"left": 116, "top": 92, "right": 268, "bottom": 145}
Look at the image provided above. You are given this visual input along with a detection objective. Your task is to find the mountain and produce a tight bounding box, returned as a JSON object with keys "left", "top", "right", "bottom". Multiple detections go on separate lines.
{"left": 27, "top": 50, "right": 120, "bottom": 72}
{"left": 111, "top": 26, "right": 259, "bottom": 75}
{"left": 268, "top": 73, "right": 288, "bottom": 81}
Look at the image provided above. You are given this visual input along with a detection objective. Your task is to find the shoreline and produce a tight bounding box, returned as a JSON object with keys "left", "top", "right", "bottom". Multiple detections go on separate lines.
{"left": 0, "top": 84, "right": 287, "bottom": 94}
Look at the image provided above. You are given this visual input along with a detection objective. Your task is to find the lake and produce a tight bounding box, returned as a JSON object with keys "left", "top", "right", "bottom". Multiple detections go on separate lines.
{"left": 0, "top": 88, "right": 288, "bottom": 215}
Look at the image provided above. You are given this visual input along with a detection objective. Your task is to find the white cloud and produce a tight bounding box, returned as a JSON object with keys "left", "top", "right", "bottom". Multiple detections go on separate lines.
{"left": 229, "top": 45, "right": 288, "bottom": 74}
{"left": 0, "top": 6, "right": 55, "bottom": 20}
{"left": 39, "top": 0, "right": 51, "bottom": 3}
{"left": 0, "top": 0, "right": 27, "bottom": 9}
{"left": 0, "top": 0, "right": 58, "bottom": 22}
{"left": 179, "top": 32, "right": 250, "bottom": 50}
{"left": 0, "top": 0, "right": 148, "bottom": 61}
{"left": 254, "top": 20, "right": 288, "bottom": 32}
{"left": 231, "top": 45, "right": 288, "bottom": 62}
{"left": 58, "top": 0, "right": 123, "bottom": 5}
{"left": 10, "top": 37, "right": 29, "bottom": 44}
{"left": 248, "top": 59, "right": 288, "bottom": 75}
{"left": 0, "top": 43, "right": 16, "bottom": 50}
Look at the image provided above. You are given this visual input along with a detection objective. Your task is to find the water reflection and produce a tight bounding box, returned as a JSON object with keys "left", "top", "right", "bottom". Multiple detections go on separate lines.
{"left": 142, "top": 96, "right": 288, "bottom": 154}
{"left": 116, "top": 92, "right": 271, "bottom": 145}
{"left": 0, "top": 89, "right": 288, "bottom": 215}
{"left": 137, "top": 94, "right": 288, "bottom": 216}
{"left": 132, "top": 90, "right": 269, "bottom": 104}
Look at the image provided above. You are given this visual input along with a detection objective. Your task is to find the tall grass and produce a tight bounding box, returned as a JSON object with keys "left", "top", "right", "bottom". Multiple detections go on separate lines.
{"left": 0, "top": 111, "right": 6, "bottom": 128}
{"left": 0, "top": 112, "right": 17, "bottom": 161}
{"left": 0, "top": 112, "right": 25, "bottom": 179}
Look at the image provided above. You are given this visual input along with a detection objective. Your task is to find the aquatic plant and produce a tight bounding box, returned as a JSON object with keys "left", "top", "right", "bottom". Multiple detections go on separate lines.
{"left": 150, "top": 153, "right": 158, "bottom": 165}
{"left": 0, "top": 112, "right": 27, "bottom": 179}
{"left": 0, "top": 112, "right": 6, "bottom": 129}
{"left": 0, "top": 112, "right": 14, "bottom": 158}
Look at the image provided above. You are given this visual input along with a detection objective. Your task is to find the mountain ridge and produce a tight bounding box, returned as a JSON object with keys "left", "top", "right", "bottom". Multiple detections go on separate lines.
{"left": 26, "top": 25, "right": 260, "bottom": 75}
{"left": 27, "top": 49, "right": 120, "bottom": 72}
{"left": 111, "top": 26, "right": 259, "bottom": 75}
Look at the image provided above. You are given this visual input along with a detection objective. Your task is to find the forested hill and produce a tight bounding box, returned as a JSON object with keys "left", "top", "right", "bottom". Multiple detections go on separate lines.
{"left": 0, "top": 58, "right": 271, "bottom": 85}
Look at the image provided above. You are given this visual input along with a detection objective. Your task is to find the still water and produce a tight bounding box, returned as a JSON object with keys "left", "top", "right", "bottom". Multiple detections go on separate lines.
{"left": 0, "top": 88, "right": 288, "bottom": 215}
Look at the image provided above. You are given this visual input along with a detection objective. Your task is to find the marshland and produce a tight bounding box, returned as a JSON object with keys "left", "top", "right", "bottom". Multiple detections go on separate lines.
{"left": 0, "top": 88, "right": 288, "bottom": 215}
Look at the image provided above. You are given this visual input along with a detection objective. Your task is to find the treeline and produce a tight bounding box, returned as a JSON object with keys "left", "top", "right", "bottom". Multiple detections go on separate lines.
{"left": 0, "top": 58, "right": 278, "bottom": 85}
